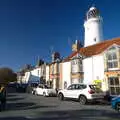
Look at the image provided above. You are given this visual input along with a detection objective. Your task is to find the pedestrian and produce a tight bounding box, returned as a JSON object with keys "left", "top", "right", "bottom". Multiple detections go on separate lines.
{"left": 55, "top": 88, "right": 58, "bottom": 95}
{"left": 26, "top": 84, "right": 32, "bottom": 94}
{"left": 0, "top": 84, "right": 6, "bottom": 111}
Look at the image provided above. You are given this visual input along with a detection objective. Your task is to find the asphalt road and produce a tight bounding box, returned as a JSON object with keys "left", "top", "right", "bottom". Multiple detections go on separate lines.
{"left": 0, "top": 91, "right": 120, "bottom": 120}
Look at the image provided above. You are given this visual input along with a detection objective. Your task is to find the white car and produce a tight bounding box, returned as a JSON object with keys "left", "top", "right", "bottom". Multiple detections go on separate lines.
{"left": 58, "top": 83, "right": 104, "bottom": 105}
{"left": 34, "top": 84, "right": 57, "bottom": 97}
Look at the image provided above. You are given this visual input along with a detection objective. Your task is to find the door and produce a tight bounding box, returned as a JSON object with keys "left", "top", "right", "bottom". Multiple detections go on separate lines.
{"left": 71, "top": 84, "right": 85, "bottom": 98}
{"left": 64, "top": 84, "right": 76, "bottom": 98}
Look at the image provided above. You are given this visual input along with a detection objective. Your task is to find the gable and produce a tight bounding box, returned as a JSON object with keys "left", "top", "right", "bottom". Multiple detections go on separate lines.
{"left": 79, "top": 37, "right": 120, "bottom": 57}
{"left": 103, "top": 44, "right": 120, "bottom": 54}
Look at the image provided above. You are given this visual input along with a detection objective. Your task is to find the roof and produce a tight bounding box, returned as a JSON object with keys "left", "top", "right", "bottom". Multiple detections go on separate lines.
{"left": 64, "top": 37, "right": 120, "bottom": 61}
{"left": 80, "top": 37, "right": 120, "bottom": 57}
{"left": 63, "top": 51, "right": 78, "bottom": 62}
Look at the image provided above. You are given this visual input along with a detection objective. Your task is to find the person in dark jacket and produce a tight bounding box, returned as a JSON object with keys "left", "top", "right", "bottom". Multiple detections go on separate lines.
{"left": 0, "top": 84, "right": 6, "bottom": 111}
{"left": 26, "top": 84, "right": 32, "bottom": 93}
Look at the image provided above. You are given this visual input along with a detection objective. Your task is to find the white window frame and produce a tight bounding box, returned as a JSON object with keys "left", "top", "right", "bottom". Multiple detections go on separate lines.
{"left": 107, "top": 49, "right": 118, "bottom": 70}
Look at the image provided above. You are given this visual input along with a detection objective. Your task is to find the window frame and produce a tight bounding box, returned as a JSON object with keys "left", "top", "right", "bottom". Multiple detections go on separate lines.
{"left": 108, "top": 77, "right": 120, "bottom": 95}
{"left": 106, "top": 48, "right": 118, "bottom": 69}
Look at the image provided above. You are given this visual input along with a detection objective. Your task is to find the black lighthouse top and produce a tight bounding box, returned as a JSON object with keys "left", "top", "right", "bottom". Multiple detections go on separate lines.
{"left": 86, "top": 6, "right": 100, "bottom": 20}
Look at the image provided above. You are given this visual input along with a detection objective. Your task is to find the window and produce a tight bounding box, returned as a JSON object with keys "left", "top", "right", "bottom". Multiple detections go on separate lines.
{"left": 71, "top": 58, "right": 82, "bottom": 73}
{"left": 75, "top": 84, "right": 86, "bottom": 89}
{"left": 81, "top": 85, "right": 87, "bottom": 89}
{"left": 67, "top": 84, "right": 75, "bottom": 90}
{"left": 94, "top": 38, "right": 96, "bottom": 42}
{"left": 108, "top": 77, "right": 120, "bottom": 95}
{"left": 75, "top": 84, "right": 82, "bottom": 89}
{"left": 107, "top": 51, "right": 118, "bottom": 69}
{"left": 109, "top": 77, "right": 119, "bottom": 85}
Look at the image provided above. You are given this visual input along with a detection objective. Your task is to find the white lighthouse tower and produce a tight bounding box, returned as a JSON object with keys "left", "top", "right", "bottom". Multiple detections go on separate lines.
{"left": 84, "top": 6, "right": 103, "bottom": 47}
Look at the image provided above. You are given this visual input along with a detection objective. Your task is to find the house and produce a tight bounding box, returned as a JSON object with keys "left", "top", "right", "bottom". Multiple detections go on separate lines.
{"left": 49, "top": 52, "right": 61, "bottom": 89}
{"left": 59, "top": 61, "right": 71, "bottom": 89}
{"left": 64, "top": 37, "right": 120, "bottom": 95}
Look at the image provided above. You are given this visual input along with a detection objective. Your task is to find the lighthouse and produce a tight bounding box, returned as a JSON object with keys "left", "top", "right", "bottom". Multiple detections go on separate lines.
{"left": 84, "top": 6, "right": 103, "bottom": 47}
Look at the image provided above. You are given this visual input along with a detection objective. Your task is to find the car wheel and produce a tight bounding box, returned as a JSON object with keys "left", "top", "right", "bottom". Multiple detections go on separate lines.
{"left": 116, "top": 102, "right": 120, "bottom": 112}
{"left": 58, "top": 93, "right": 64, "bottom": 101}
{"left": 43, "top": 92, "right": 46, "bottom": 97}
{"left": 79, "top": 95, "right": 87, "bottom": 105}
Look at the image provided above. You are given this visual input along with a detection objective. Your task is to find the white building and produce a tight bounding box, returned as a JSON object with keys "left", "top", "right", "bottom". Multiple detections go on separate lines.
{"left": 84, "top": 6, "right": 103, "bottom": 47}
{"left": 82, "top": 6, "right": 105, "bottom": 90}
{"left": 60, "top": 61, "right": 71, "bottom": 89}
{"left": 80, "top": 38, "right": 120, "bottom": 93}
{"left": 63, "top": 6, "right": 120, "bottom": 95}
{"left": 46, "top": 64, "right": 50, "bottom": 85}
{"left": 18, "top": 63, "right": 46, "bottom": 84}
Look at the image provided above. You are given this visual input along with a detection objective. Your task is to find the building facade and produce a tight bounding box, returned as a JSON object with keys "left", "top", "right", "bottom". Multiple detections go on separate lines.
{"left": 104, "top": 44, "right": 120, "bottom": 95}
{"left": 49, "top": 62, "right": 60, "bottom": 89}
{"left": 60, "top": 61, "right": 71, "bottom": 89}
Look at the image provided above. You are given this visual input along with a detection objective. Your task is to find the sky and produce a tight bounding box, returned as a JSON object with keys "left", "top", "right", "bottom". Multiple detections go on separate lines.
{"left": 0, "top": 0, "right": 120, "bottom": 72}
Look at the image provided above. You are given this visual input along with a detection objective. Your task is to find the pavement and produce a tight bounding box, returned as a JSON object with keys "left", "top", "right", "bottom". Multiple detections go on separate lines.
{"left": 0, "top": 91, "right": 120, "bottom": 120}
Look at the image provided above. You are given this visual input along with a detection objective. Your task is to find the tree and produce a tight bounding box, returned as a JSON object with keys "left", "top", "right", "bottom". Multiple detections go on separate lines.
{"left": 0, "top": 67, "right": 17, "bottom": 85}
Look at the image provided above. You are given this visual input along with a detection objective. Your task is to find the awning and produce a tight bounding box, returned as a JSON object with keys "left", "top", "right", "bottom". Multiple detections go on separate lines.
{"left": 28, "top": 75, "right": 40, "bottom": 84}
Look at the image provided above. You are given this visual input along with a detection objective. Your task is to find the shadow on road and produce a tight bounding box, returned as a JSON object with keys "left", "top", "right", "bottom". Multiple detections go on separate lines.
{"left": 5, "top": 102, "right": 56, "bottom": 111}
{"left": 7, "top": 97, "right": 25, "bottom": 102}
{"left": 7, "top": 94, "right": 17, "bottom": 97}
{"left": 63, "top": 98, "right": 110, "bottom": 106}
{"left": 0, "top": 109, "right": 120, "bottom": 120}
{"left": 37, "top": 109, "right": 120, "bottom": 120}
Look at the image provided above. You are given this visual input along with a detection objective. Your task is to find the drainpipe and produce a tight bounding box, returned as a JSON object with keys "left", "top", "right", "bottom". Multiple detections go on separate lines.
{"left": 92, "top": 56, "right": 94, "bottom": 83}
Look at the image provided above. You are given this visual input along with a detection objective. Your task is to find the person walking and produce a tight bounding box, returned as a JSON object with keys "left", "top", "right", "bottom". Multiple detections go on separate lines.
{"left": 0, "top": 84, "right": 6, "bottom": 111}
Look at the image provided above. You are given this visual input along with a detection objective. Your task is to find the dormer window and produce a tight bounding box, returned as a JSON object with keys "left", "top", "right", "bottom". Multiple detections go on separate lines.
{"left": 107, "top": 47, "right": 118, "bottom": 69}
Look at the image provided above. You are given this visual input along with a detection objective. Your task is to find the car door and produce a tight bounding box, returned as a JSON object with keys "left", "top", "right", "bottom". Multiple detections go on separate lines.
{"left": 72, "top": 84, "right": 85, "bottom": 98}
{"left": 36, "top": 84, "right": 43, "bottom": 95}
{"left": 64, "top": 84, "right": 76, "bottom": 98}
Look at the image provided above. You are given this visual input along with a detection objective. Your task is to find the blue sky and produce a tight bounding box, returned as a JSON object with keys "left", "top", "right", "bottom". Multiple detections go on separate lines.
{"left": 0, "top": 0, "right": 120, "bottom": 71}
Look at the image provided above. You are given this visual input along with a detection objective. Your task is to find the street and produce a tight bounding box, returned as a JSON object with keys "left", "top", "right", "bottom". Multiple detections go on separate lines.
{"left": 0, "top": 92, "right": 120, "bottom": 120}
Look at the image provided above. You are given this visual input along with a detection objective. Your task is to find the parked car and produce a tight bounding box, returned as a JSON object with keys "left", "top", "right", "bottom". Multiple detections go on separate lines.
{"left": 33, "top": 84, "right": 57, "bottom": 97}
{"left": 7, "top": 82, "right": 17, "bottom": 88}
{"left": 111, "top": 95, "right": 120, "bottom": 112}
{"left": 16, "top": 83, "right": 28, "bottom": 93}
{"left": 58, "top": 83, "right": 104, "bottom": 105}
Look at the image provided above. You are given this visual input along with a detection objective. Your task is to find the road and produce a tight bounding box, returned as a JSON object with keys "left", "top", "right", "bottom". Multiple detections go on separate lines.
{"left": 0, "top": 92, "right": 120, "bottom": 120}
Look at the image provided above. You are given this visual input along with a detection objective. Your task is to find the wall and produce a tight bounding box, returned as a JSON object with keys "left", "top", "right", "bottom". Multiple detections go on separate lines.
{"left": 24, "top": 71, "right": 31, "bottom": 83}
{"left": 61, "top": 61, "right": 71, "bottom": 89}
{"left": 84, "top": 18, "right": 103, "bottom": 47}
{"left": 46, "top": 65, "right": 49, "bottom": 82}
{"left": 71, "top": 58, "right": 83, "bottom": 83}
{"left": 21, "top": 67, "right": 44, "bottom": 84}
{"left": 83, "top": 54, "right": 104, "bottom": 85}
